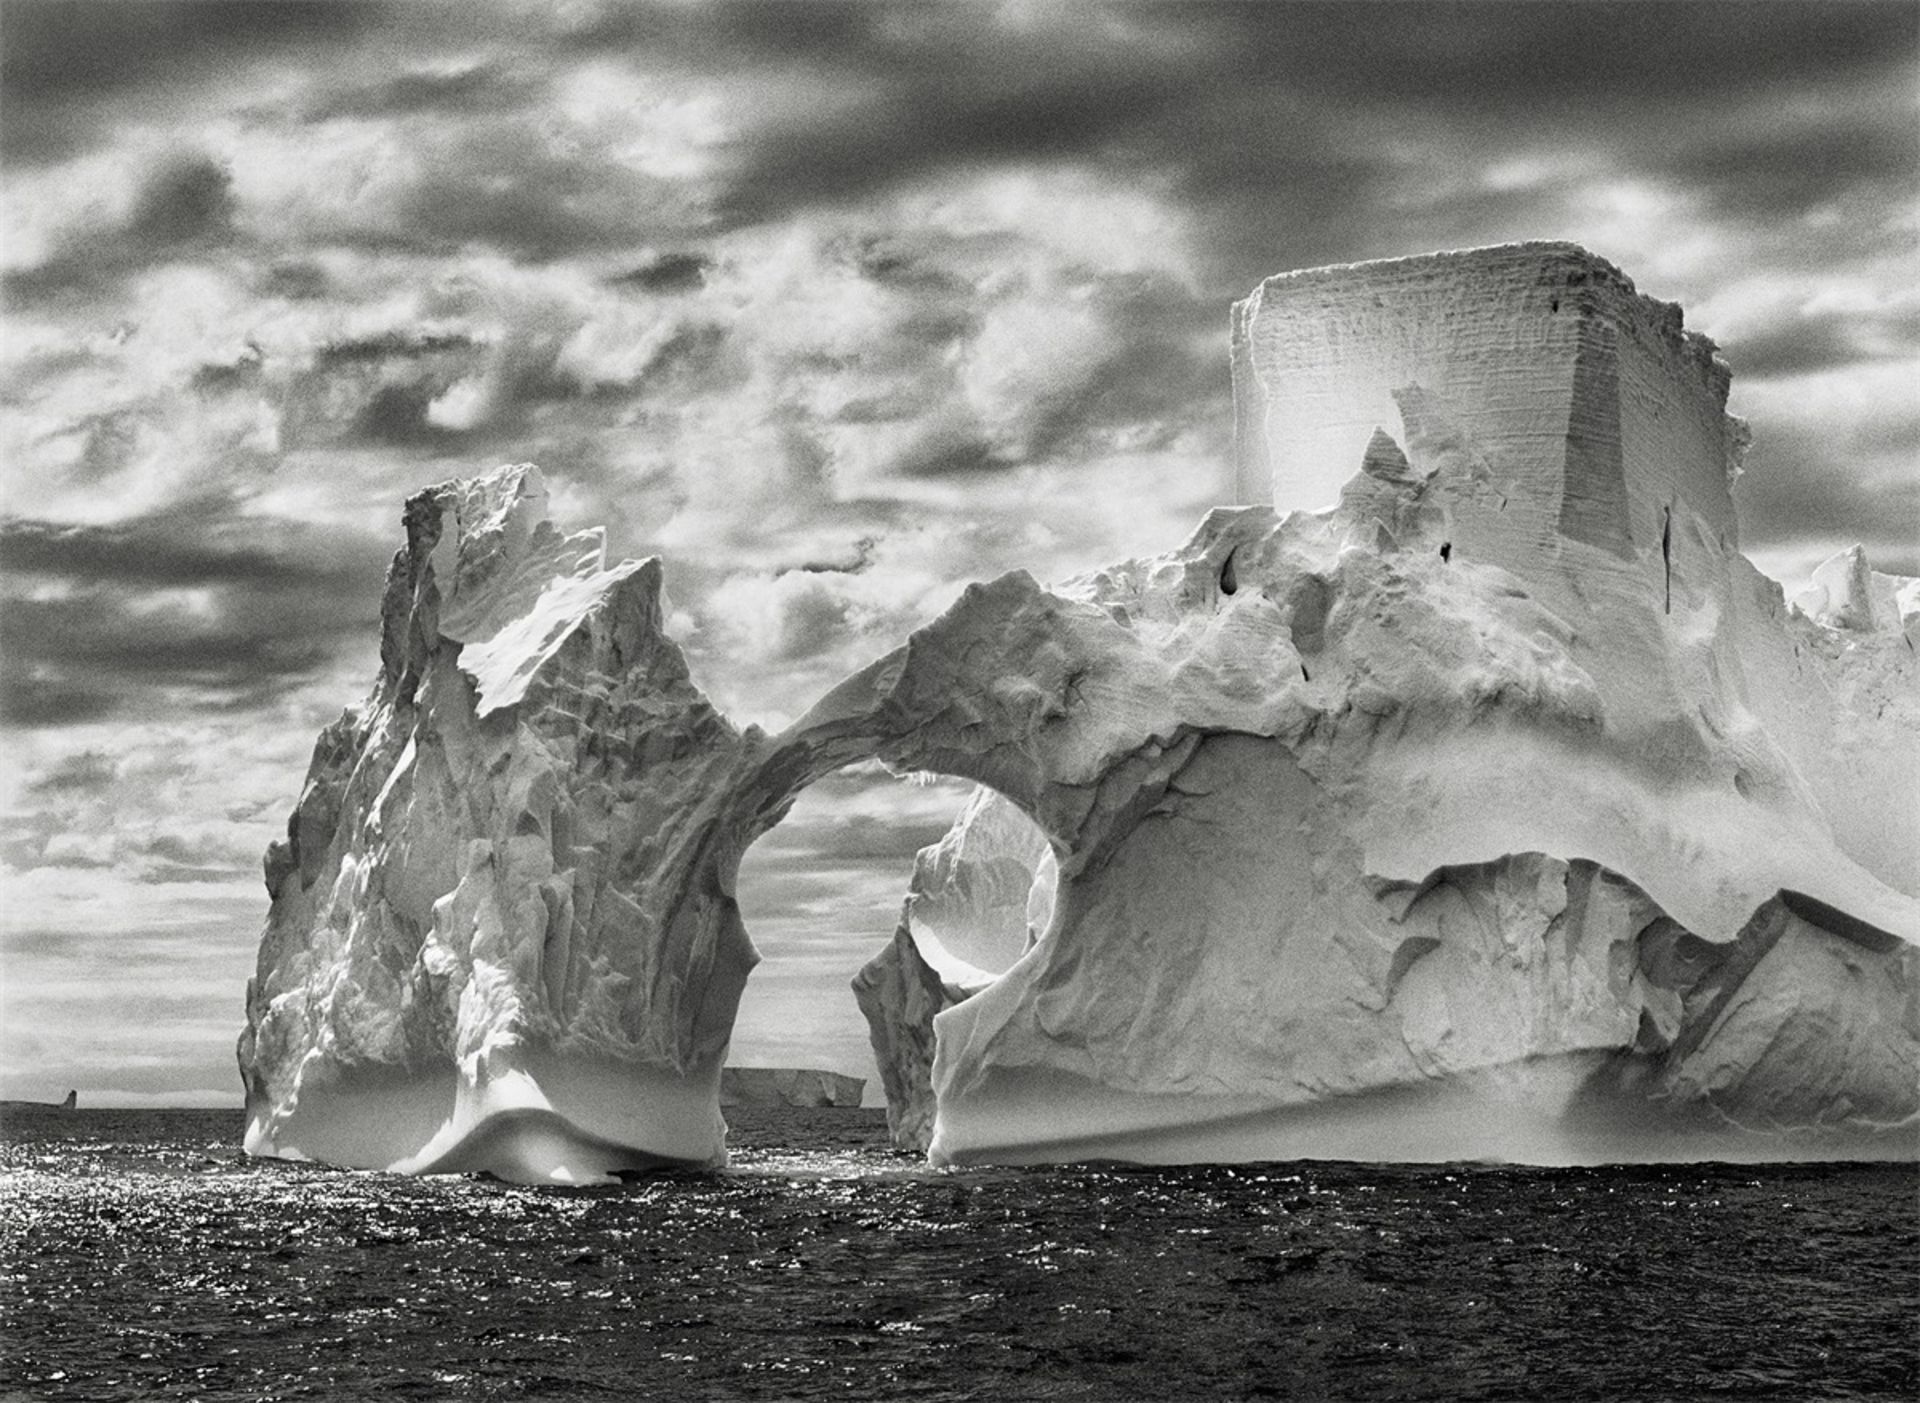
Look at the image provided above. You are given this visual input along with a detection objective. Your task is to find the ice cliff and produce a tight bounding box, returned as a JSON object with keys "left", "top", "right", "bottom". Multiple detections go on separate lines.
{"left": 240, "top": 243, "right": 1918, "bottom": 1180}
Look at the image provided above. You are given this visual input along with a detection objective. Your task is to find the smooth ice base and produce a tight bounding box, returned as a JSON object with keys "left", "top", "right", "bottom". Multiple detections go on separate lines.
{"left": 244, "top": 1057, "right": 727, "bottom": 1184}
{"left": 928, "top": 1061, "right": 1920, "bottom": 1169}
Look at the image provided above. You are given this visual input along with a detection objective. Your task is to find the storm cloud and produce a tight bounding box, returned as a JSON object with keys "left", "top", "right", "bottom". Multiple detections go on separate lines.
{"left": 0, "top": 506, "right": 389, "bottom": 725}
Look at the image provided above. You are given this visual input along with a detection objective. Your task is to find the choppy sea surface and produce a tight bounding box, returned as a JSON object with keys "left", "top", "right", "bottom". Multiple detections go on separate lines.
{"left": 2, "top": 1108, "right": 1914, "bottom": 1402}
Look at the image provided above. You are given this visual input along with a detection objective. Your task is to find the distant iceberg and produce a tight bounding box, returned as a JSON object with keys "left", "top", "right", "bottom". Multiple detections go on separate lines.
{"left": 720, "top": 1068, "right": 865, "bottom": 1109}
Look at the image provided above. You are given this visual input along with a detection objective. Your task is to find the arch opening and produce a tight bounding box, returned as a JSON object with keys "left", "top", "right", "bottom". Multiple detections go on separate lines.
{"left": 729, "top": 765, "right": 1053, "bottom": 1144}
{"left": 729, "top": 771, "right": 974, "bottom": 1105}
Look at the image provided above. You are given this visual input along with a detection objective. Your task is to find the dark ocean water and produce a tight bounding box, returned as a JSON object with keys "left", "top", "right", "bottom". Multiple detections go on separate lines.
{"left": 1, "top": 1108, "right": 1914, "bottom": 1402}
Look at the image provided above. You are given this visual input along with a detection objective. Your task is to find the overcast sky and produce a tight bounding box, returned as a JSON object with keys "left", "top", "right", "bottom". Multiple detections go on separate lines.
{"left": 3, "top": 0, "right": 1915, "bottom": 1105}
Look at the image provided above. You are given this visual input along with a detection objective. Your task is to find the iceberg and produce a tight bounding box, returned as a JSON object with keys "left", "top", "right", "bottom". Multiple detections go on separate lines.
{"left": 240, "top": 243, "right": 1918, "bottom": 1180}
{"left": 719, "top": 1067, "right": 865, "bottom": 1109}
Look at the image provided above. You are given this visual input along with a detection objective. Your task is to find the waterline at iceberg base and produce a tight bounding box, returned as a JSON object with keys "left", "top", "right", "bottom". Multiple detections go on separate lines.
{"left": 238, "top": 243, "right": 1919, "bottom": 1182}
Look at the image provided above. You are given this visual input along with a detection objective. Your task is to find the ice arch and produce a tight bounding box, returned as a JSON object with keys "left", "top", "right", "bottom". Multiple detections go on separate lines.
{"left": 725, "top": 772, "right": 1024, "bottom": 1102}
{"left": 237, "top": 464, "right": 1181, "bottom": 1183}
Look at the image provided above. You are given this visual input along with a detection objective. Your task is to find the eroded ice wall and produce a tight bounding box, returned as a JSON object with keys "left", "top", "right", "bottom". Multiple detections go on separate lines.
{"left": 907, "top": 496, "right": 1917, "bottom": 1166}
{"left": 908, "top": 244, "right": 1916, "bottom": 1164}
{"left": 239, "top": 467, "right": 777, "bottom": 1182}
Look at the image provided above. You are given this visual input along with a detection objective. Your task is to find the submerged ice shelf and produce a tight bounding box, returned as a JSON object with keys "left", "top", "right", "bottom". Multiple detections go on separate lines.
{"left": 239, "top": 243, "right": 1919, "bottom": 1182}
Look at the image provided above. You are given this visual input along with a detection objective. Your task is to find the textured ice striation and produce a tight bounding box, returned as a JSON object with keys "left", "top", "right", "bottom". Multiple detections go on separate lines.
{"left": 240, "top": 244, "right": 1918, "bottom": 1179}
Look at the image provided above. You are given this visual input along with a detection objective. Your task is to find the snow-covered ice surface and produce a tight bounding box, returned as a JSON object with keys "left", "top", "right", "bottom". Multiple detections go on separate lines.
{"left": 240, "top": 244, "right": 1918, "bottom": 1181}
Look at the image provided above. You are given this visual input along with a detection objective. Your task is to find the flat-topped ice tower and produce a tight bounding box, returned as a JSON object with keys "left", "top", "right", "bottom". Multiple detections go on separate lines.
{"left": 1232, "top": 242, "right": 1749, "bottom": 557}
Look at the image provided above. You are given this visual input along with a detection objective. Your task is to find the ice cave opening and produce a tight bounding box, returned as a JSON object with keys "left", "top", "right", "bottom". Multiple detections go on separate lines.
{"left": 729, "top": 771, "right": 973, "bottom": 1104}
{"left": 730, "top": 768, "right": 1054, "bottom": 1136}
